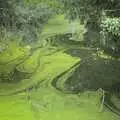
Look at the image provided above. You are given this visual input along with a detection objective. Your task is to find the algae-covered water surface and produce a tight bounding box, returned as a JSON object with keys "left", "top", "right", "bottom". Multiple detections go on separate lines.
{"left": 1, "top": 0, "right": 120, "bottom": 120}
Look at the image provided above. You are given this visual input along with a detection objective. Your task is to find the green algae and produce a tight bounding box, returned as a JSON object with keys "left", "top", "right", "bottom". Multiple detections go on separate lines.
{"left": 0, "top": 94, "right": 34, "bottom": 120}
{"left": 0, "top": 41, "right": 30, "bottom": 65}
{"left": 0, "top": 48, "right": 80, "bottom": 95}
{"left": 30, "top": 89, "right": 119, "bottom": 120}
{"left": 16, "top": 49, "right": 40, "bottom": 73}
{"left": 0, "top": 89, "right": 119, "bottom": 120}
{"left": 37, "top": 15, "right": 80, "bottom": 46}
{"left": 40, "top": 15, "right": 70, "bottom": 38}
{"left": 0, "top": 34, "right": 120, "bottom": 120}
{"left": 0, "top": 42, "right": 30, "bottom": 72}
{"left": 0, "top": 41, "right": 30, "bottom": 82}
{"left": 0, "top": 45, "right": 120, "bottom": 120}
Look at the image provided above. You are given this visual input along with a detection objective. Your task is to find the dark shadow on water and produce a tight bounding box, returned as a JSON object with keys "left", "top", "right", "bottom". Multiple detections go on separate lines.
{"left": 64, "top": 48, "right": 120, "bottom": 93}
{"left": 65, "top": 48, "right": 97, "bottom": 58}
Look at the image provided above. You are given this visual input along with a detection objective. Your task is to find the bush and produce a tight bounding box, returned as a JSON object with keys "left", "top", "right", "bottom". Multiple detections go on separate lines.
{"left": 0, "top": 0, "right": 55, "bottom": 44}
{"left": 100, "top": 17, "right": 120, "bottom": 53}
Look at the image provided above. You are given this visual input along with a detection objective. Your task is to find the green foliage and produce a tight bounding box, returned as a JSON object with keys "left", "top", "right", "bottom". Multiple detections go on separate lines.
{"left": 59, "top": 0, "right": 120, "bottom": 21}
{"left": 16, "top": 49, "right": 40, "bottom": 73}
{"left": 0, "top": 41, "right": 30, "bottom": 65}
{"left": 0, "top": 0, "right": 54, "bottom": 29}
{"left": 40, "top": 15, "right": 70, "bottom": 39}
{"left": 100, "top": 17, "right": 120, "bottom": 51}
{"left": 0, "top": 41, "right": 30, "bottom": 82}
{"left": 57, "top": 0, "right": 120, "bottom": 49}
{"left": 37, "top": 15, "right": 82, "bottom": 46}
{"left": 58, "top": 0, "right": 101, "bottom": 22}
{"left": 0, "top": 48, "right": 80, "bottom": 95}
{"left": 101, "top": 17, "right": 120, "bottom": 36}
{"left": 70, "top": 21, "right": 86, "bottom": 41}
{"left": 0, "top": 0, "right": 15, "bottom": 27}
{"left": 0, "top": 0, "right": 57, "bottom": 44}
{"left": 14, "top": 1, "right": 55, "bottom": 44}
{"left": 24, "top": 0, "right": 64, "bottom": 14}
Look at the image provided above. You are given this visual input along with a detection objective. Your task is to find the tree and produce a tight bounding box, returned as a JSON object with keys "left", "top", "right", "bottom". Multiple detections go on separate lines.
{"left": 59, "top": 0, "right": 120, "bottom": 21}
{"left": 58, "top": 0, "right": 120, "bottom": 51}
{"left": 0, "top": 0, "right": 15, "bottom": 27}
{"left": 0, "top": 0, "right": 59, "bottom": 44}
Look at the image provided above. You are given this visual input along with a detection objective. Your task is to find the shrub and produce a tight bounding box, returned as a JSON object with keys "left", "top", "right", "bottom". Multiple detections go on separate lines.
{"left": 100, "top": 17, "right": 120, "bottom": 52}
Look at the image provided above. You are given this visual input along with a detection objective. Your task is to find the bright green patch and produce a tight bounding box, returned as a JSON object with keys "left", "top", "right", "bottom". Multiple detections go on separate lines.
{"left": 0, "top": 41, "right": 29, "bottom": 64}
{"left": 0, "top": 49, "right": 80, "bottom": 95}
{"left": 0, "top": 42, "right": 30, "bottom": 74}
{"left": 16, "top": 49, "right": 40, "bottom": 73}
{"left": 30, "top": 90, "right": 119, "bottom": 120}
{"left": 39, "top": 15, "right": 80, "bottom": 40}
{"left": 39, "top": 15, "right": 70, "bottom": 40}
{"left": 0, "top": 90, "right": 119, "bottom": 120}
{"left": 0, "top": 46, "right": 119, "bottom": 120}
{"left": 0, "top": 94, "right": 34, "bottom": 120}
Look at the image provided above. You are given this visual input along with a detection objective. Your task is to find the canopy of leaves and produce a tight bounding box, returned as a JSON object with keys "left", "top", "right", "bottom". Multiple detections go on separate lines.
{"left": 100, "top": 17, "right": 120, "bottom": 53}
{"left": 24, "top": 0, "right": 64, "bottom": 14}
{"left": 58, "top": 0, "right": 120, "bottom": 22}
{"left": 101, "top": 17, "right": 120, "bottom": 36}
{"left": 0, "top": 0, "right": 58, "bottom": 44}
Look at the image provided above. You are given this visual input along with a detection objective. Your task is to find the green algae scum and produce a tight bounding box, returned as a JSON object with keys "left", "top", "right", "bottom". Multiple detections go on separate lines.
{"left": 1, "top": 1, "right": 120, "bottom": 120}
{"left": 0, "top": 42, "right": 120, "bottom": 120}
